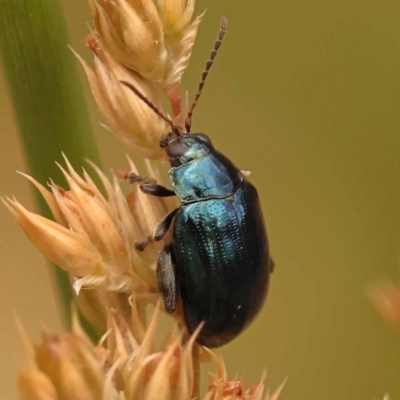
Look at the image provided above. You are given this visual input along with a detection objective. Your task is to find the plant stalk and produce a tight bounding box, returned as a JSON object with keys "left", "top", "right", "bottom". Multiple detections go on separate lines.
{"left": 0, "top": 0, "right": 101, "bottom": 337}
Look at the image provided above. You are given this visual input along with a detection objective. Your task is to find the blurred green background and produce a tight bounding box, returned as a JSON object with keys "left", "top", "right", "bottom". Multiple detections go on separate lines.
{"left": 1, "top": 0, "right": 400, "bottom": 399}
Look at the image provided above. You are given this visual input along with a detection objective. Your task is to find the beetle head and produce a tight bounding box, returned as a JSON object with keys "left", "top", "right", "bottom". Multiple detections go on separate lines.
{"left": 160, "top": 133, "right": 213, "bottom": 167}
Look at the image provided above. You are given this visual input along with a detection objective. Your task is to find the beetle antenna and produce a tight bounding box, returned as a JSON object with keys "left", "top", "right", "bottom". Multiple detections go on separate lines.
{"left": 185, "top": 16, "right": 228, "bottom": 133}
{"left": 121, "top": 80, "right": 181, "bottom": 137}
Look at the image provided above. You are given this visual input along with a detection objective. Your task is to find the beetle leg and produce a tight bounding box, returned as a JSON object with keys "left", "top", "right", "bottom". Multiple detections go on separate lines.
{"left": 153, "top": 208, "right": 178, "bottom": 240}
{"left": 135, "top": 208, "right": 178, "bottom": 251}
{"left": 127, "top": 172, "right": 176, "bottom": 197}
{"left": 141, "top": 184, "right": 176, "bottom": 197}
{"left": 157, "top": 245, "right": 177, "bottom": 313}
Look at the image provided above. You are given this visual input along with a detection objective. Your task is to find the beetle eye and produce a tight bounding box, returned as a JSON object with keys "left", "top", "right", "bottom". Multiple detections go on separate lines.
{"left": 166, "top": 141, "right": 188, "bottom": 158}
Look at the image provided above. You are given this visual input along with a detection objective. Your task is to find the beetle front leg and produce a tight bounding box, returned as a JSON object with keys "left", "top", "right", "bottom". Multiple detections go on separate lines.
{"left": 127, "top": 172, "right": 176, "bottom": 197}
{"left": 135, "top": 208, "right": 178, "bottom": 251}
{"left": 157, "top": 245, "right": 177, "bottom": 313}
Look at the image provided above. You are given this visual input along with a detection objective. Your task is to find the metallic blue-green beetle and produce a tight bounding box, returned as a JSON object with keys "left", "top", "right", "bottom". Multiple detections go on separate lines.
{"left": 122, "top": 17, "right": 273, "bottom": 348}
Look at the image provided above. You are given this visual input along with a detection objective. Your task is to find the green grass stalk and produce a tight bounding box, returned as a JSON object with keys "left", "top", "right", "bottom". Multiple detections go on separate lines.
{"left": 0, "top": 0, "right": 101, "bottom": 339}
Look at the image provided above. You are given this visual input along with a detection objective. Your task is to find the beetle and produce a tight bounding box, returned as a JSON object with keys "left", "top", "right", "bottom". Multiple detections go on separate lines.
{"left": 121, "top": 17, "right": 273, "bottom": 348}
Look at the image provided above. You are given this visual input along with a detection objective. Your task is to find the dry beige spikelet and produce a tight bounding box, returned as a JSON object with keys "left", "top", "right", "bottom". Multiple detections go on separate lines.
{"left": 156, "top": 0, "right": 196, "bottom": 35}
{"left": 88, "top": 0, "right": 168, "bottom": 81}
{"left": 18, "top": 302, "right": 173, "bottom": 399}
{"left": 87, "top": 0, "right": 203, "bottom": 93}
{"left": 155, "top": 0, "right": 205, "bottom": 112}
{"left": 16, "top": 314, "right": 105, "bottom": 400}
{"left": 74, "top": 46, "right": 168, "bottom": 159}
{"left": 16, "top": 301, "right": 285, "bottom": 400}
{"left": 3, "top": 155, "right": 176, "bottom": 295}
{"left": 204, "top": 350, "right": 286, "bottom": 400}
{"left": 72, "top": 0, "right": 209, "bottom": 158}
{"left": 85, "top": 0, "right": 204, "bottom": 119}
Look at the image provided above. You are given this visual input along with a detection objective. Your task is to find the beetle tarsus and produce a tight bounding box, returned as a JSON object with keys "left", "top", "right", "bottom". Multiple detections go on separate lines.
{"left": 135, "top": 238, "right": 151, "bottom": 252}
{"left": 127, "top": 171, "right": 176, "bottom": 197}
{"left": 126, "top": 172, "right": 155, "bottom": 185}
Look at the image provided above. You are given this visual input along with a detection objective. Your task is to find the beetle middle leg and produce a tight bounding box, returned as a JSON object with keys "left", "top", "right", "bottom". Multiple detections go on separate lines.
{"left": 157, "top": 244, "right": 177, "bottom": 313}
{"left": 127, "top": 171, "right": 176, "bottom": 197}
{"left": 135, "top": 208, "right": 178, "bottom": 251}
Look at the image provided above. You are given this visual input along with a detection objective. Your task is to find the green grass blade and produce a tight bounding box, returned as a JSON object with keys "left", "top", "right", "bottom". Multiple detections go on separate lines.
{"left": 0, "top": 0, "right": 101, "bottom": 339}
